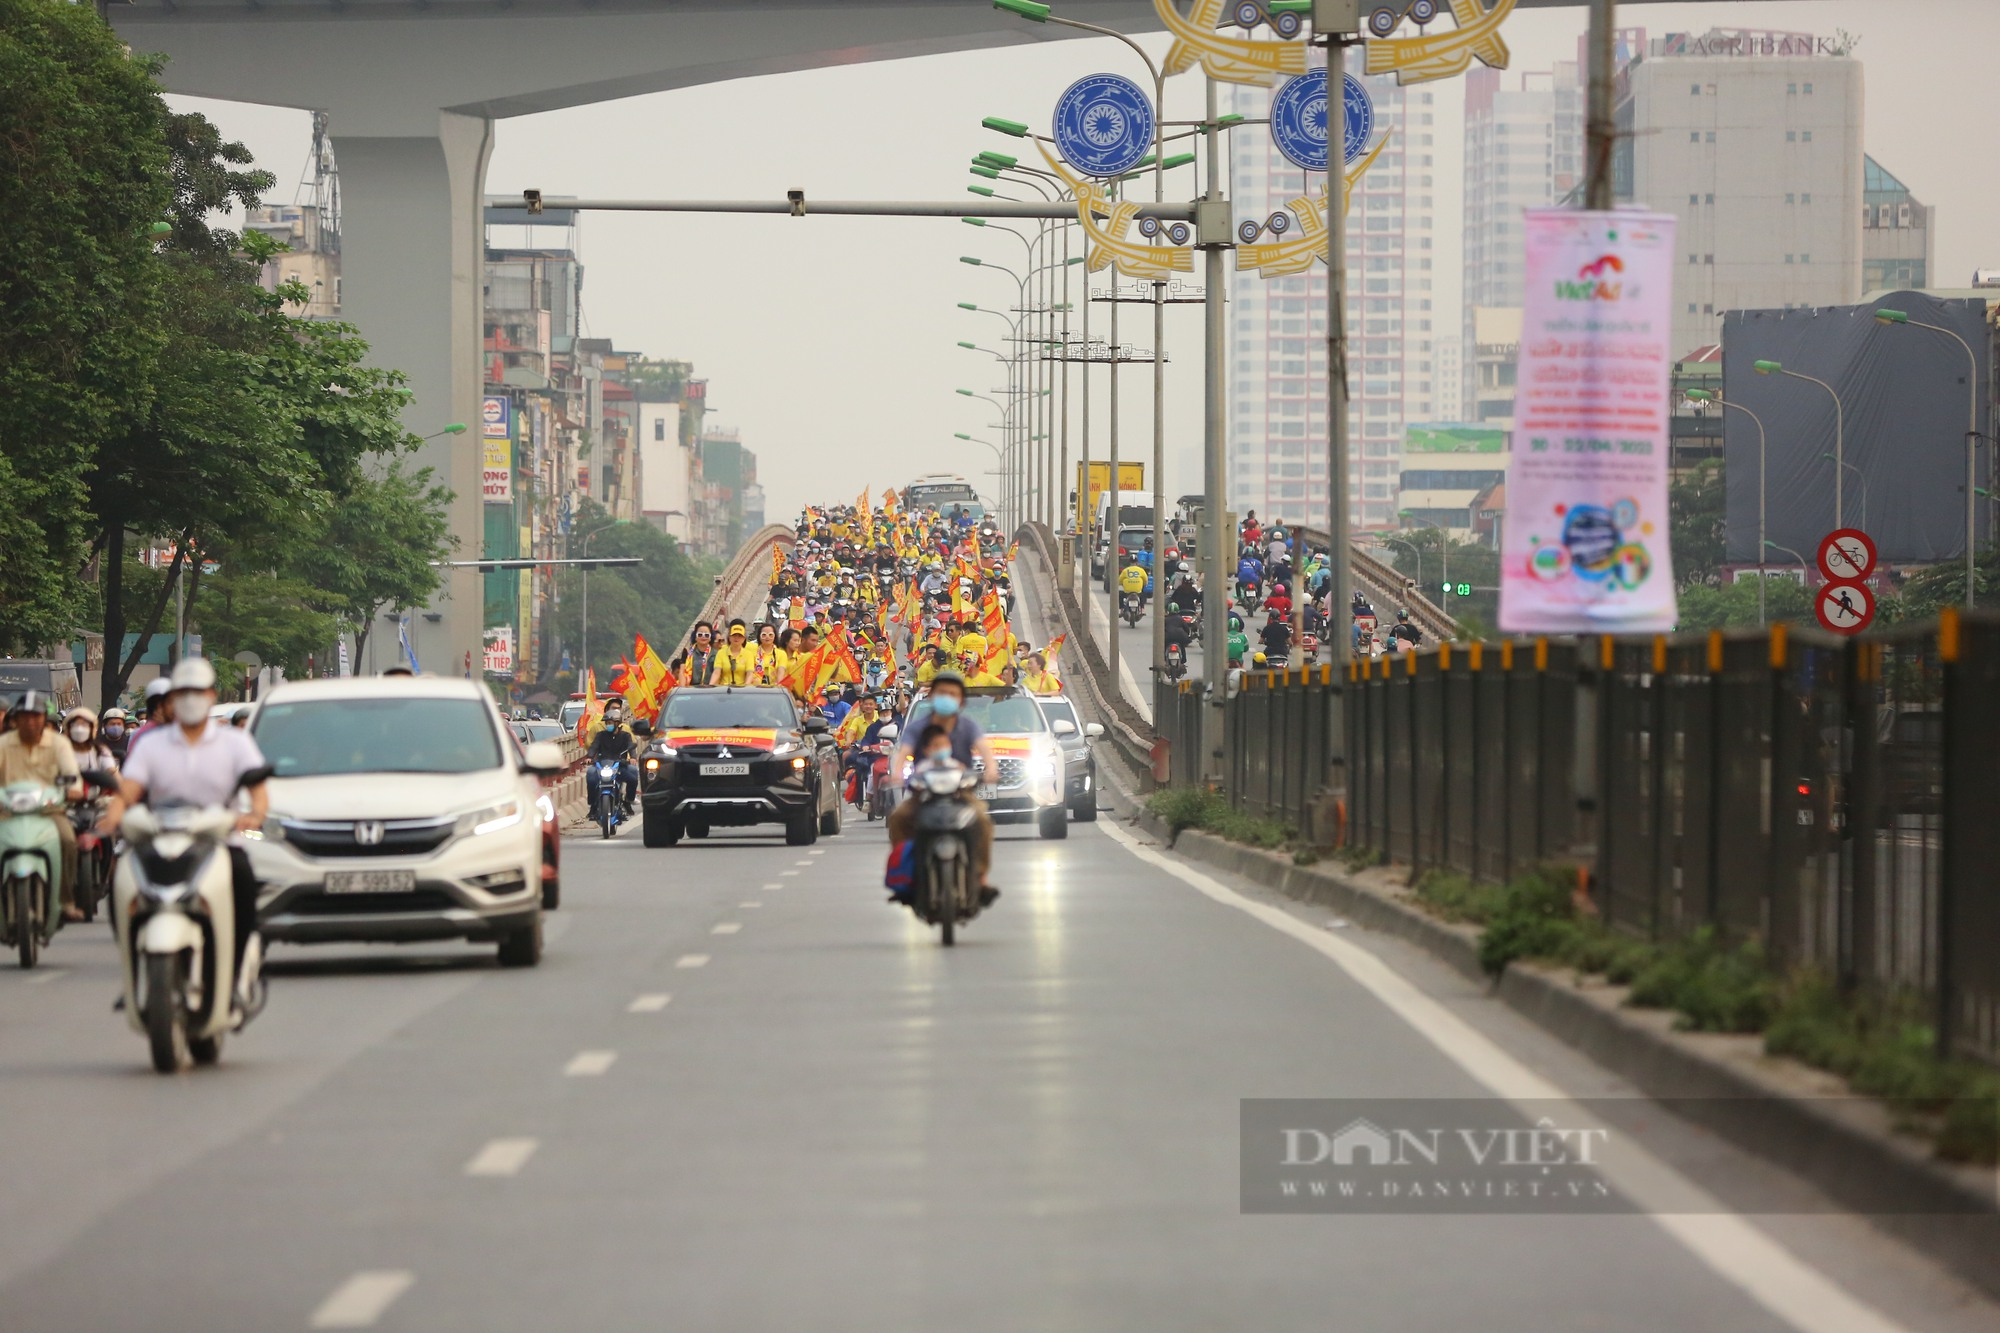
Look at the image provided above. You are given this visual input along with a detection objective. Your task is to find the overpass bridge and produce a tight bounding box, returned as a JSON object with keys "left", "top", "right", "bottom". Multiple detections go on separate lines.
{"left": 110, "top": 0, "right": 1739, "bottom": 675}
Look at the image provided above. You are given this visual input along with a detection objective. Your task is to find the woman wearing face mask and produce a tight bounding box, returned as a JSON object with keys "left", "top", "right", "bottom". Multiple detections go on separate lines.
{"left": 63, "top": 708, "right": 120, "bottom": 777}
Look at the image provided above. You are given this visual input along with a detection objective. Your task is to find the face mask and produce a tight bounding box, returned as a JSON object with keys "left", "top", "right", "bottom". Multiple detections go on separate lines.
{"left": 173, "top": 695, "right": 211, "bottom": 726}
{"left": 931, "top": 695, "right": 961, "bottom": 718}
{"left": 69, "top": 725, "right": 92, "bottom": 744}
{"left": 103, "top": 724, "right": 125, "bottom": 739}
{"left": 925, "top": 748, "right": 951, "bottom": 764}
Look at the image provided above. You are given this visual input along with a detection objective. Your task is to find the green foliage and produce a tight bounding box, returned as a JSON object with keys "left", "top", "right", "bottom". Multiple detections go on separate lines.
{"left": 1382, "top": 529, "right": 1498, "bottom": 626}
{"left": 1142, "top": 786, "right": 1293, "bottom": 850}
{"left": 546, "top": 499, "right": 722, "bottom": 681}
{"left": 0, "top": 4, "right": 172, "bottom": 648}
{"left": 1625, "top": 928, "right": 1777, "bottom": 1032}
{"left": 1675, "top": 574, "right": 1812, "bottom": 632}
{"left": 1877, "top": 545, "right": 2000, "bottom": 624}
{"left": 1670, "top": 457, "right": 1727, "bottom": 589}
{"left": 1336, "top": 845, "right": 1383, "bottom": 871}
{"left": 1411, "top": 869, "right": 1505, "bottom": 925}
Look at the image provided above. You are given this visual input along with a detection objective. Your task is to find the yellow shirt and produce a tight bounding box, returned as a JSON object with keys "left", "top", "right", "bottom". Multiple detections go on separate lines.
{"left": 914, "top": 659, "right": 939, "bottom": 685}
{"left": 836, "top": 709, "right": 877, "bottom": 745}
{"left": 711, "top": 643, "right": 757, "bottom": 686}
{"left": 961, "top": 670, "right": 1005, "bottom": 688}
{"left": 1119, "top": 565, "right": 1148, "bottom": 594}
{"left": 1020, "top": 670, "right": 1061, "bottom": 696}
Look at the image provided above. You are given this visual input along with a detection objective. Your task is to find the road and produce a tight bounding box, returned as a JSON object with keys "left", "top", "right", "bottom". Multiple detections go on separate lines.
{"left": 2, "top": 828, "right": 1994, "bottom": 1329}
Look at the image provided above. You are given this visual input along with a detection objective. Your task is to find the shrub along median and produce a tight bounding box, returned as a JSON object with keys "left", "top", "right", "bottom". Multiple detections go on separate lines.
{"left": 1411, "top": 866, "right": 1999, "bottom": 1166}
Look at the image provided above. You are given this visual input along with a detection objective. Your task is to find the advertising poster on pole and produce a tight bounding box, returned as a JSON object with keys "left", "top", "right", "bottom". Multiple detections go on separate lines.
{"left": 481, "top": 395, "right": 513, "bottom": 505}
{"left": 1499, "top": 210, "right": 1680, "bottom": 633}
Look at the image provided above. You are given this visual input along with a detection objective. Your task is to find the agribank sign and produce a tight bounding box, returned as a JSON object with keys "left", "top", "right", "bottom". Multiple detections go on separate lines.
{"left": 1658, "top": 29, "right": 1845, "bottom": 58}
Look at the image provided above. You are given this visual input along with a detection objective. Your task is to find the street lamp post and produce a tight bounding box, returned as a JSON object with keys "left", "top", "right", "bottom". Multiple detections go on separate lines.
{"left": 1877, "top": 309, "right": 1983, "bottom": 607}
{"left": 1753, "top": 360, "right": 1844, "bottom": 530}
{"left": 1397, "top": 512, "right": 1448, "bottom": 621}
{"left": 1688, "top": 388, "right": 1769, "bottom": 623}
{"left": 1821, "top": 453, "right": 1867, "bottom": 531}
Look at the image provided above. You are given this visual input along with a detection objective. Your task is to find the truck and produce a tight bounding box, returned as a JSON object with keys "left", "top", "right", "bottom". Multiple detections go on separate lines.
{"left": 1073, "top": 460, "right": 1145, "bottom": 538}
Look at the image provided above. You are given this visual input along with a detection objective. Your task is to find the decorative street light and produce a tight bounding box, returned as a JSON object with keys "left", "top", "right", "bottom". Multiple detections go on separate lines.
{"left": 1688, "top": 388, "right": 1770, "bottom": 624}
{"left": 1753, "top": 359, "right": 1845, "bottom": 530}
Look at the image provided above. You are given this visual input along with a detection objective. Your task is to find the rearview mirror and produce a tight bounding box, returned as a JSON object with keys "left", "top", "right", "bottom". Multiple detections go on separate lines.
{"left": 880, "top": 724, "right": 899, "bottom": 741}
{"left": 235, "top": 765, "right": 275, "bottom": 791}
{"left": 522, "top": 740, "right": 567, "bottom": 776}
{"left": 1051, "top": 719, "right": 1077, "bottom": 737}
{"left": 1084, "top": 723, "right": 1105, "bottom": 740}
{"left": 631, "top": 720, "right": 654, "bottom": 738}
{"left": 803, "top": 717, "right": 830, "bottom": 735}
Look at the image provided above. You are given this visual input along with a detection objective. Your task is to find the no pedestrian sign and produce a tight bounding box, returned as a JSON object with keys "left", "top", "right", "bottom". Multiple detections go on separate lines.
{"left": 1815, "top": 580, "right": 1874, "bottom": 635}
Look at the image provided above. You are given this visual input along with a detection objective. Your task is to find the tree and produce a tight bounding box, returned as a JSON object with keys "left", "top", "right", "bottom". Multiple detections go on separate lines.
{"left": 304, "top": 462, "right": 455, "bottom": 660}
{"left": 1382, "top": 529, "right": 1500, "bottom": 628}
{"left": 1674, "top": 574, "right": 1811, "bottom": 631}
{"left": 1670, "top": 457, "right": 1728, "bottom": 588}
{"left": 1878, "top": 546, "right": 2000, "bottom": 624}
{"left": 0, "top": 5, "right": 172, "bottom": 649}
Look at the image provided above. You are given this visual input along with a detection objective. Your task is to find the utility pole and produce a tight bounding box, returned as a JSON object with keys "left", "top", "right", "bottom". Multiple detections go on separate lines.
{"left": 1586, "top": 0, "right": 1618, "bottom": 210}
{"left": 1200, "top": 75, "right": 1232, "bottom": 780}
{"left": 1322, "top": 7, "right": 1359, "bottom": 805}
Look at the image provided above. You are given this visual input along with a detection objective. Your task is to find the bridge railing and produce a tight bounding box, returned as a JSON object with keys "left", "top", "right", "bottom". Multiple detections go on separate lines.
{"left": 1192, "top": 611, "right": 2000, "bottom": 1068}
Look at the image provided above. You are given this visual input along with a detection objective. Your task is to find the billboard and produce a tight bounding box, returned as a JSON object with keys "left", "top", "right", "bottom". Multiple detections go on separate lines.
{"left": 1405, "top": 425, "right": 1506, "bottom": 455}
{"left": 481, "top": 395, "right": 513, "bottom": 505}
{"left": 1500, "top": 210, "right": 1679, "bottom": 633}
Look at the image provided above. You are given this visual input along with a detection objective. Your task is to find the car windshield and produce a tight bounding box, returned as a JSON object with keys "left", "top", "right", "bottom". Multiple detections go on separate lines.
{"left": 1118, "top": 529, "right": 1151, "bottom": 551}
{"left": 253, "top": 697, "right": 504, "bottom": 777}
{"left": 659, "top": 690, "right": 799, "bottom": 731}
{"left": 958, "top": 694, "right": 1048, "bottom": 735}
{"left": 1040, "top": 699, "right": 1080, "bottom": 733}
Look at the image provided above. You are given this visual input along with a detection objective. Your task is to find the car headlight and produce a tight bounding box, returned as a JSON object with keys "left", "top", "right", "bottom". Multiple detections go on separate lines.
{"left": 655, "top": 745, "right": 679, "bottom": 760}
{"left": 463, "top": 799, "right": 524, "bottom": 836}
{"left": 772, "top": 739, "right": 801, "bottom": 757}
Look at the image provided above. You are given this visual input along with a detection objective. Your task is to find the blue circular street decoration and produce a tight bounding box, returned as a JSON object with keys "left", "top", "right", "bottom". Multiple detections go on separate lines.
{"left": 1053, "top": 73, "right": 1155, "bottom": 179}
{"left": 1272, "top": 71, "right": 1373, "bottom": 171}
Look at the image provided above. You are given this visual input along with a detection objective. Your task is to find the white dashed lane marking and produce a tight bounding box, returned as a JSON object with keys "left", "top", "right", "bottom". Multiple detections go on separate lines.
{"left": 738, "top": 901, "right": 762, "bottom": 908}
{"left": 711, "top": 922, "right": 742, "bottom": 935}
{"left": 563, "top": 1050, "right": 618, "bottom": 1077}
{"left": 675, "top": 954, "right": 710, "bottom": 969}
{"left": 464, "top": 1138, "right": 538, "bottom": 1177}
{"left": 627, "top": 993, "right": 672, "bottom": 1012}
{"left": 309, "top": 1271, "right": 415, "bottom": 1329}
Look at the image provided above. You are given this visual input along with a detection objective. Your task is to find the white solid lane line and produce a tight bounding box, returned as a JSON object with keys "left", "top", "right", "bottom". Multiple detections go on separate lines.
{"left": 563, "top": 1050, "right": 618, "bottom": 1077}
{"left": 309, "top": 1270, "right": 415, "bottom": 1329}
{"left": 463, "top": 1138, "right": 539, "bottom": 1178}
{"left": 627, "top": 993, "right": 672, "bottom": 1012}
{"left": 1096, "top": 820, "right": 1911, "bottom": 1333}
{"left": 675, "top": 954, "right": 710, "bottom": 969}
{"left": 711, "top": 922, "right": 742, "bottom": 935}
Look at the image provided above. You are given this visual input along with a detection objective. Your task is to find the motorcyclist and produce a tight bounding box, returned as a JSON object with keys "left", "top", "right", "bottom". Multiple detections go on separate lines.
{"left": 0, "top": 692, "right": 85, "bottom": 924}
{"left": 587, "top": 699, "right": 640, "bottom": 816}
{"left": 98, "top": 707, "right": 135, "bottom": 764}
{"left": 889, "top": 669, "right": 999, "bottom": 903}
{"left": 1168, "top": 562, "right": 1201, "bottom": 617}
{"left": 101, "top": 658, "right": 267, "bottom": 980}
{"left": 1235, "top": 548, "right": 1264, "bottom": 598}
{"left": 125, "top": 677, "right": 174, "bottom": 753}
{"left": 1118, "top": 558, "right": 1149, "bottom": 607}
{"left": 1388, "top": 609, "right": 1423, "bottom": 652}
{"left": 1225, "top": 619, "right": 1250, "bottom": 668}
{"left": 837, "top": 692, "right": 884, "bottom": 802}
{"left": 1259, "top": 611, "right": 1294, "bottom": 665}
{"left": 1264, "top": 581, "right": 1294, "bottom": 625}
{"left": 64, "top": 708, "right": 120, "bottom": 779}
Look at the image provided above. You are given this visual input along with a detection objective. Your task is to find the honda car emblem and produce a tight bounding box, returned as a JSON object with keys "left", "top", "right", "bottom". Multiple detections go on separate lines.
{"left": 354, "top": 820, "right": 386, "bottom": 847}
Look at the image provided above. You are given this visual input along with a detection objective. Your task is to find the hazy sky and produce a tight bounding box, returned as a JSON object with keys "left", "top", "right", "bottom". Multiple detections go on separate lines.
{"left": 170, "top": 0, "right": 1998, "bottom": 524}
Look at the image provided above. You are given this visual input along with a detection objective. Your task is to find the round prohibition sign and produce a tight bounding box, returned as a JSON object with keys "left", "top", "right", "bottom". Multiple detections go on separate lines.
{"left": 1815, "top": 580, "right": 1875, "bottom": 635}
{"left": 1817, "top": 527, "right": 1876, "bottom": 583}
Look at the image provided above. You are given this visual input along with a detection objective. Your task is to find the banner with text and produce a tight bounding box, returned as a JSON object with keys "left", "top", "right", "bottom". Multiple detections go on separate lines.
{"left": 482, "top": 395, "right": 513, "bottom": 504}
{"left": 1500, "top": 210, "right": 1679, "bottom": 633}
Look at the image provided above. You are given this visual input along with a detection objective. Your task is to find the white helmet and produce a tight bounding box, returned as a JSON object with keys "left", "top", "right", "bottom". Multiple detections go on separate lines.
{"left": 168, "top": 657, "right": 217, "bottom": 692}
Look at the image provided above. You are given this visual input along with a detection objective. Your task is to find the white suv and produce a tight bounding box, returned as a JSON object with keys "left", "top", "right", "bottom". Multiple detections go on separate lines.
{"left": 243, "top": 677, "right": 564, "bottom": 967}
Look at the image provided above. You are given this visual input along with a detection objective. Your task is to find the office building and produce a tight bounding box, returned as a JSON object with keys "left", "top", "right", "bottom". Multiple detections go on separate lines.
{"left": 1225, "top": 72, "right": 1439, "bottom": 531}
{"left": 1862, "top": 156, "right": 1936, "bottom": 296}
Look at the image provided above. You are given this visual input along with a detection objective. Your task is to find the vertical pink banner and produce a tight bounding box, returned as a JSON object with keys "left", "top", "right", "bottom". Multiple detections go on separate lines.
{"left": 1500, "top": 211, "right": 1680, "bottom": 634}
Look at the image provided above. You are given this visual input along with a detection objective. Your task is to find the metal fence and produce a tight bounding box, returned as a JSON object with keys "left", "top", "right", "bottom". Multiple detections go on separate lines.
{"left": 1161, "top": 612, "right": 2000, "bottom": 1067}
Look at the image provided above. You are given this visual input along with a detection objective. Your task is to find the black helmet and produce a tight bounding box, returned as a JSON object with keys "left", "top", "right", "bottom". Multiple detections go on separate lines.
{"left": 7, "top": 690, "right": 50, "bottom": 718}
{"left": 1397, "top": 610, "right": 1410, "bottom": 622}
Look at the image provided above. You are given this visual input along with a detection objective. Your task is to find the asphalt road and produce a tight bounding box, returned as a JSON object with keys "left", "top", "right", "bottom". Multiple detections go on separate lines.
{"left": 1, "top": 805, "right": 1994, "bottom": 1331}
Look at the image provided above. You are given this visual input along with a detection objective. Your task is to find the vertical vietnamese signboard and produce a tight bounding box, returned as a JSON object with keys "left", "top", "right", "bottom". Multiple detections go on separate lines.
{"left": 481, "top": 395, "right": 513, "bottom": 504}
{"left": 1500, "top": 211, "right": 1680, "bottom": 633}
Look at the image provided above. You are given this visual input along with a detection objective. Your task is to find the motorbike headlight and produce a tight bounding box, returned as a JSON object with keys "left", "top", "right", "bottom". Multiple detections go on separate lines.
{"left": 920, "top": 767, "right": 963, "bottom": 796}
{"left": 463, "top": 799, "right": 524, "bottom": 836}
{"left": 6, "top": 789, "right": 40, "bottom": 814}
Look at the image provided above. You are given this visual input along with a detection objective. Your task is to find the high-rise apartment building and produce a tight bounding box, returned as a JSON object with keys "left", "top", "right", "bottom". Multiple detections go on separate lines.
{"left": 1616, "top": 28, "right": 1865, "bottom": 356}
{"left": 1225, "top": 73, "right": 1438, "bottom": 531}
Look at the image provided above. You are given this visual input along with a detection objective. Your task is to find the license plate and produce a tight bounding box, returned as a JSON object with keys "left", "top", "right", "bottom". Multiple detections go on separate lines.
{"left": 324, "top": 870, "right": 416, "bottom": 895}
{"left": 976, "top": 784, "right": 999, "bottom": 800}
{"left": 701, "top": 762, "right": 751, "bottom": 777}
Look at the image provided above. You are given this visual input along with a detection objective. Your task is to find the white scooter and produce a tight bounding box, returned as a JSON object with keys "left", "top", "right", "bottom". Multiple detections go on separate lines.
{"left": 112, "top": 787, "right": 269, "bottom": 1073}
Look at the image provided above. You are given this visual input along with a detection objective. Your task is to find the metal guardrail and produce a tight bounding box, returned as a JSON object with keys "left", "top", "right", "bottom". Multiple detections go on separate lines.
{"left": 1014, "top": 521, "right": 1158, "bottom": 786}
{"left": 1204, "top": 612, "right": 2000, "bottom": 1068}
{"left": 1285, "top": 522, "right": 1461, "bottom": 644}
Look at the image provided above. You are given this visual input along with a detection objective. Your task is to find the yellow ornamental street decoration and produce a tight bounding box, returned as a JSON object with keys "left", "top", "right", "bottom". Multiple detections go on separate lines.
{"left": 1038, "top": 143, "right": 1195, "bottom": 282}
{"left": 1156, "top": 0, "right": 1309, "bottom": 87}
{"left": 1365, "top": 0, "right": 1517, "bottom": 86}
{"left": 1235, "top": 130, "right": 1392, "bottom": 279}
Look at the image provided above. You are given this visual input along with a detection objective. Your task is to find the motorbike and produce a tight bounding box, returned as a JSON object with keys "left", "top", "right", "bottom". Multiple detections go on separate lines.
{"left": 1300, "top": 632, "right": 1321, "bottom": 661}
{"left": 112, "top": 780, "right": 270, "bottom": 1072}
{"left": 1164, "top": 640, "right": 1188, "bottom": 681}
{"left": 862, "top": 724, "right": 899, "bottom": 821}
{"left": 0, "top": 781, "right": 68, "bottom": 968}
{"left": 589, "top": 759, "right": 625, "bottom": 839}
{"left": 1119, "top": 591, "right": 1145, "bottom": 628}
{"left": 68, "top": 796, "right": 116, "bottom": 923}
{"left": 1168, "top": 603, "right": 1201, "bottom": 645}
{"left": 1238, "top": 580, "right": 1263, "bottom": 614}
{"left": 902, "top": 760, "right": 984, "bottom": 947}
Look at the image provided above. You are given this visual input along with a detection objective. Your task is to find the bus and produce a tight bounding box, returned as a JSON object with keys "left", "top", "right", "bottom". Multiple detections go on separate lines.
{"left": 902, "top": 474, "right": 984, "bottom": 518}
